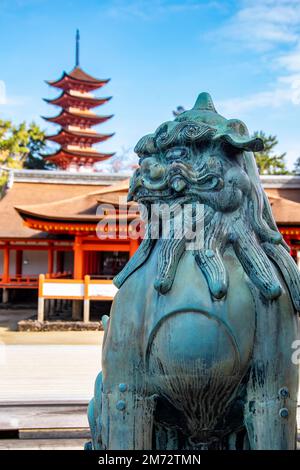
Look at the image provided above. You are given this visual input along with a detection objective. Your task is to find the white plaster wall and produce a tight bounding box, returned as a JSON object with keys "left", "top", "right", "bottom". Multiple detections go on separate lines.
{"left": 22, "top": 250, "right": 48, "bottom": 276}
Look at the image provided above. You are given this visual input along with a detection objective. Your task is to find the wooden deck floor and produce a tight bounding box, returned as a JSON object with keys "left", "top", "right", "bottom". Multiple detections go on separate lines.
{"left": 0, "top": 343, "right": 102, "bottom": 449}
{"left": 0, "top": 340, "right": 299, "bottom": 450}
{"left": 0, "top": 344, "right": 101, "bottom": 403}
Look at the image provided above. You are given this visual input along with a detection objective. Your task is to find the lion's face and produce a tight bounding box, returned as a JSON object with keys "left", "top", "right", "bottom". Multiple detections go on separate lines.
{"left": 116, "top": 93, "right": 299, "bottom": 312}
{"left": 129, "top": 140, "right": 251, "bottom": 214}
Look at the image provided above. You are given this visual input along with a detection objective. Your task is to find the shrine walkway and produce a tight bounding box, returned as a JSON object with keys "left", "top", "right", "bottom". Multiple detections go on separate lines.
{"left": 0, "top": 328, "right": 299, "bottom": 449}
{"left": 0, "top": 330, "right": 104, "bottom": 449}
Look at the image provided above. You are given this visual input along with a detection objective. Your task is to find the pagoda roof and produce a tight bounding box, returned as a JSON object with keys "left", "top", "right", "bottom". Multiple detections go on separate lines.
{"left": 42, "top": 109, "right": 114, "bottom": 126}
{"left": 44, "top": 91, "right": 112, "bottom": 109}
{"left": 47, "top": 66, "right": 110, "bottom": 91}
{"left": 45, "top": 148, "right": 115, "bottom": 165}
{"left": 46, "top": 128, "right": 114, "bottom": 145}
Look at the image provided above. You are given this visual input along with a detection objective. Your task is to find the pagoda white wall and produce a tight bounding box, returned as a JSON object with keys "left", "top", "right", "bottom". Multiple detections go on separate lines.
{"left": 22, "top": 250, "right": 48, "bottom": 276}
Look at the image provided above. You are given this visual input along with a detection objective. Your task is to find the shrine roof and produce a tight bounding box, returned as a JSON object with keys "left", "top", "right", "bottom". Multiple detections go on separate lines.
{"left": 0, "top": 171, "right": 129, "bottom": 239}
{"left": 265, "top": 192, "right": 300, "bottom": 225}
{"left": 15, "top": 179, "right": 134, "bottom": 225}
{"left": 1, "top": 172, "right": 299, "bottom": 239}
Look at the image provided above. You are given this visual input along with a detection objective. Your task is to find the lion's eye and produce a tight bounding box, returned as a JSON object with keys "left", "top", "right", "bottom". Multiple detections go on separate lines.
{"left": 165, "top": 147, "right": 188, "bottom": 161}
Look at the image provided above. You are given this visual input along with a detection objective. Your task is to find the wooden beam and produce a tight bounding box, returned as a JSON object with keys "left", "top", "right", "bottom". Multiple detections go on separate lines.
{"left": 0, "top": 245, "right": 72, "bottom": 251}
{"left": 82, "top": 243, "right": 130, "bottom": 252}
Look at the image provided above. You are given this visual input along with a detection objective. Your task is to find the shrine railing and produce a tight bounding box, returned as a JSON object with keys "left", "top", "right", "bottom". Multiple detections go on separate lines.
{"left": 0, "top": 274, "right": 39, "bottom": 287}
{"left": 0, "top": 271, "right": 73, "bottom": 288}
{"left": 38, "top": 274, "right": 118, "bottom": 323}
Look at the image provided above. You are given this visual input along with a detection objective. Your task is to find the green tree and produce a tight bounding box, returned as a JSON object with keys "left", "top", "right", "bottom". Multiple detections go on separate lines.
{"left": 0, "top": 119, "right": 54, "bottom": 170}
{"left": 293, "top": 156, "right": 300, "bottom": 175}
{"left": 0, "top": 119, "right": 29, "bottom": 169}
{"left": 252, "top": 131, "right": 289, "bottom": 175}
{"left": 23, "top": 123, "right": 55, "bottom": 170}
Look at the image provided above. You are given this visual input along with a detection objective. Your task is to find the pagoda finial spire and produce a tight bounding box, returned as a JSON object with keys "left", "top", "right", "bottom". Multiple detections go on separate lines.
{"left": 75, "top": 29, "right": 80, "bottom": 67}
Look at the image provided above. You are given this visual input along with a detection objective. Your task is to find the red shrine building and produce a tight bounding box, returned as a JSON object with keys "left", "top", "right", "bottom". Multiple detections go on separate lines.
{"left": 0, "top": 170, "right": 300, "bottom": 320}
{"left": 43, "top": 30, "right": 115, "bottom": 171}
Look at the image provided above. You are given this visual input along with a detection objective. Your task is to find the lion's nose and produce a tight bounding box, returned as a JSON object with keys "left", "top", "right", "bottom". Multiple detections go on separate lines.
{"left": 150, "top": 164, "right": 164, "bottom": 180}
{"left": 171, "top": 177, "right": 186, "bottom": 192}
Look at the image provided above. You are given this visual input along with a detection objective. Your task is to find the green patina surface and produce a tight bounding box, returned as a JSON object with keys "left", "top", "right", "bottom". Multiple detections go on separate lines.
{"left": 87, "top": 93, "right": 300, "bottom": 450}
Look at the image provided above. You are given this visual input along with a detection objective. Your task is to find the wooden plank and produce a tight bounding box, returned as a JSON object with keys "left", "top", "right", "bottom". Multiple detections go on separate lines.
{"left": 19, "top": 427, "right": 90, "bottom": 439}
{"left": 0, "top": 438, "right": 87, "bottom": 450}
{"left": 0, "top": 345, "right": 101, "bottom": 403}
{"left": 0, "top": 405, "right": 88, "bottom": 430}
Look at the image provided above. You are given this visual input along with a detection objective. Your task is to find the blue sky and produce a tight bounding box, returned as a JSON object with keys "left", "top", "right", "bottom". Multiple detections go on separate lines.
{"left": 0, "top": 0, "right": 300, "bottom": 169}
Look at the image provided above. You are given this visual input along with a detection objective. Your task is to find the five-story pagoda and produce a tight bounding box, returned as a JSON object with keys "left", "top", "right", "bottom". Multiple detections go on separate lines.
{"left": 43, "top": 30, "right": 115, "bottom": 171}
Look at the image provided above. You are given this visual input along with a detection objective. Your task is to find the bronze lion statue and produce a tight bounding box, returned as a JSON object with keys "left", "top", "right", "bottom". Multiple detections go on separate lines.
{"left": 87, "top": 93, "right": 299, "bottom": 450}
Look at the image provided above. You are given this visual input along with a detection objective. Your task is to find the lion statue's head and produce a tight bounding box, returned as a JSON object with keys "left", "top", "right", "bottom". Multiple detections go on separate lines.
{"left": 115, "top": 93, "right": 300, "bottom": 312}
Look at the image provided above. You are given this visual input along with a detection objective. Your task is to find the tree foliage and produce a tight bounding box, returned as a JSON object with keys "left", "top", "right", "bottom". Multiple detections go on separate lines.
{"left": 253, "top": 131, "right": 289, "bottom": 175}
{"left": 0, "top": 119, "right": 54, "bottom": 170}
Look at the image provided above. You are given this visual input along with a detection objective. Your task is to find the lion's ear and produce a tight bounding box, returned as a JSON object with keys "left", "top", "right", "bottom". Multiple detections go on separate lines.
{"left": 214, "top": 119, "right": 264, "bottom": 152}
{"left": 134, "top": 133, "right": 156, "bottom": 156}
{"left": 217, "top": 133, "right": 264, "bottom": 152}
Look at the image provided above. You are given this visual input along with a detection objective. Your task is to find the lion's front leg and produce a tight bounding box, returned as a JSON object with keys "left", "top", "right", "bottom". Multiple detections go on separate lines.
{"left": 244, "top": 391, "right": 298, "bottom": 450}
{"left": 87, "top": 371, "right": 103, "bottom": 450}
{"left": 244, "top": 288, "right": 299, "bottom": 450}
{"left": 100, "top": 386, "right": 157, "bottom": 450}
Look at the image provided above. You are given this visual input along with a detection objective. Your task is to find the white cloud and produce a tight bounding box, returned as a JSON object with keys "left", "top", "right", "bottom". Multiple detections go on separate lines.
{"left": 0, "top": 80, "right": 6, "bottom": 105}
{"left": 214, "top": 0, "right": 300, "bottom": 52}
{"left": 277, "top": 48, "right": 300, "bottom": 72}
{"left": 210, "top": 0, "right": 300, "bottom": 117}
{"left": 206, "top": 1, "right": 300, "bottom": 167}
{"left": 106, "top": 0, "right": 220, "bottom": 20}
{"left": 217, "top": 87, "right": 296, "bottom": 116}
{"left": 0, "top": 80, "right": 29, "bottom": 109}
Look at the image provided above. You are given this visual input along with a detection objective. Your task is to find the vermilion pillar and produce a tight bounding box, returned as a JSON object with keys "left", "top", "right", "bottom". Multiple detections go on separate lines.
{"left": 3, "top": 244, "right": 10, "bottom": 283}
{"left": 48, "top": 243, "right": 54, "bottom": 276}
{"left": 73, "top": 236, "right": 83, "bottom": 279}
{"left": 129, "top": 239, "right": 139, "bottom": 258}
